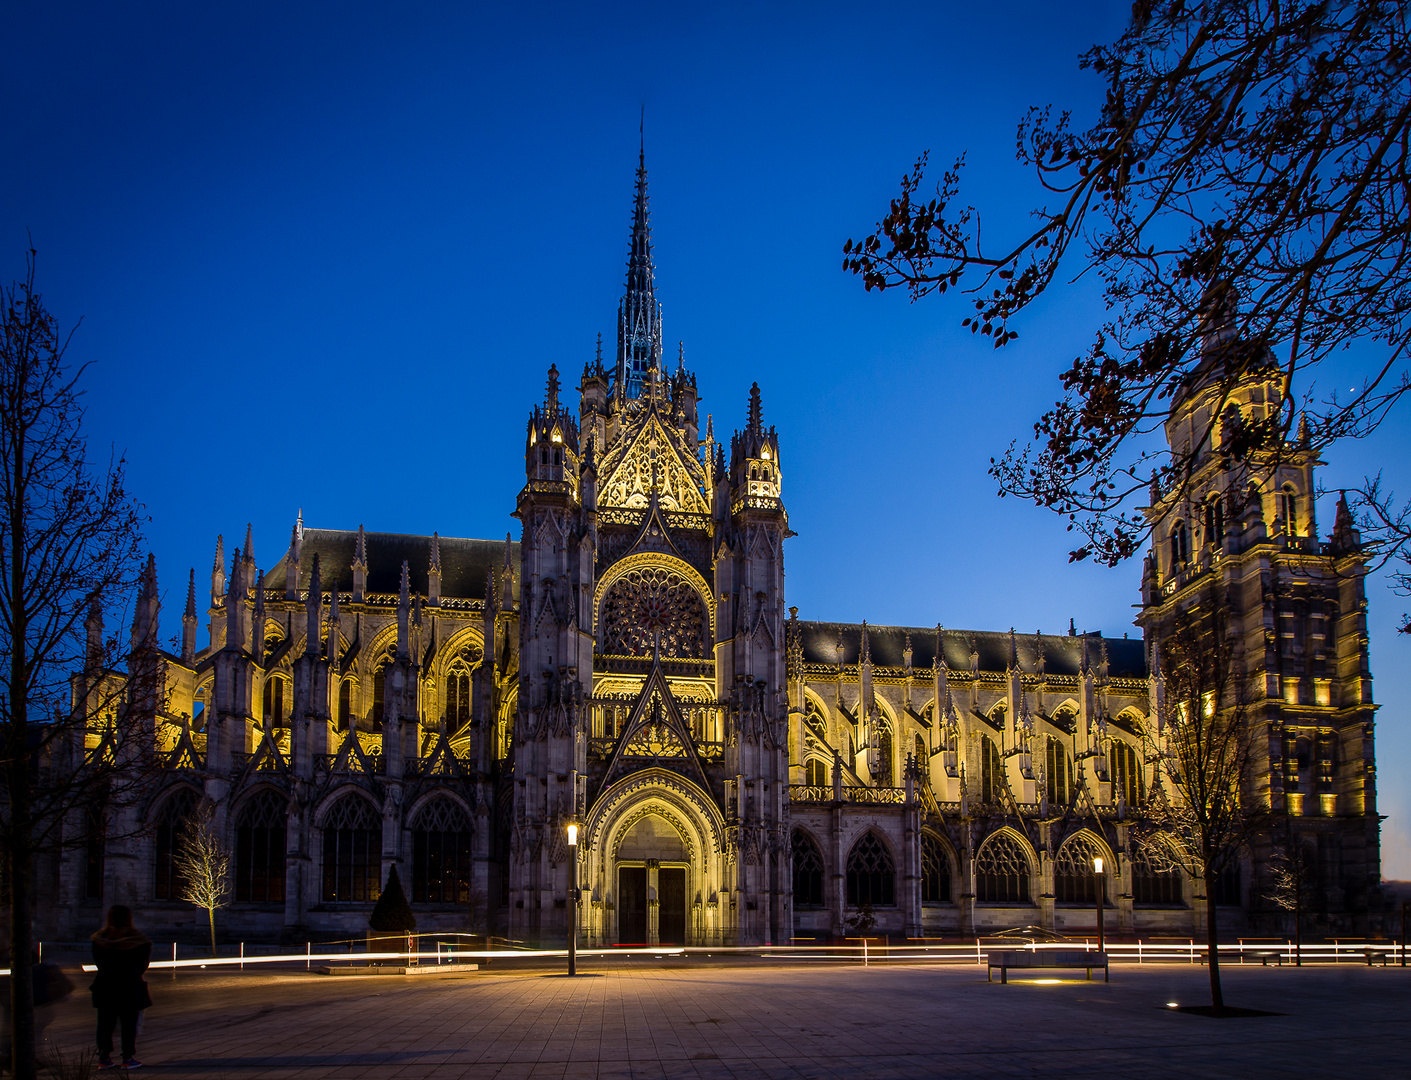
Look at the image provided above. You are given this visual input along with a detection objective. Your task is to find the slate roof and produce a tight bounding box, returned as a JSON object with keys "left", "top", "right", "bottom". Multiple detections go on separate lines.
{"left": 261, "top": 529, "right": 519, "bottom": 603}
{"left": 796, "top": 621, "right": 1147, "bottom": 679}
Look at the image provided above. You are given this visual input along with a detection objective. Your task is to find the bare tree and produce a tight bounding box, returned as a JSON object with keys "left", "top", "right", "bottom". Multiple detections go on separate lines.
{"left": 844, "top": 0, "right": 1410, "bottom": 567}
{"left": 0, "top": 249, "right": 147, "bottom": 1079}
{"left": 1266, "top": 841, "right": 1319, "bottom": 966}
{"left": 174, "top": 800, "right": 231, "bottom": 957}
{"left": 1139, "top": 601, "right": 1268, "bottom": 1010}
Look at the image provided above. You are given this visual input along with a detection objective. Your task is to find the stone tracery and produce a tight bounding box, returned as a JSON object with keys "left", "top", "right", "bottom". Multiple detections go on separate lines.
{"left": 600, "top": 565, "right": 708, "bottom": 658}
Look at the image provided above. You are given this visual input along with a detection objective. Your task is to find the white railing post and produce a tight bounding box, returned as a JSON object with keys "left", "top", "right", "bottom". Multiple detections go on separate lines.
{"left": 240, "top": 942, "right": 244, "bottom": 970}
{"left": 307, "top": 941, "right": 311, "bottom": 970}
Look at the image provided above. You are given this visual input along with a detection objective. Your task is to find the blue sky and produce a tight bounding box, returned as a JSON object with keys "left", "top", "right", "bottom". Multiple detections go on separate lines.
{"left": 5, "top": 0, "right": 1407, "bottom": 878}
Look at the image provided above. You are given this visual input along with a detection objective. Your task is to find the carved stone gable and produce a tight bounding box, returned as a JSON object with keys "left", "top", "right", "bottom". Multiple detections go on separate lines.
{"left": 599, "top": 414, "right": 708, "bottom": 514}
{"left": 603, "top": 658, "right": 710, "bottom": 790}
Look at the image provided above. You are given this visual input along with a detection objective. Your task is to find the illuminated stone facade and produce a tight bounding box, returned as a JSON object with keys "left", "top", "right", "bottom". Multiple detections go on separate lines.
{"left": 50, "top": 155, "right": 1385, "bottom": 946}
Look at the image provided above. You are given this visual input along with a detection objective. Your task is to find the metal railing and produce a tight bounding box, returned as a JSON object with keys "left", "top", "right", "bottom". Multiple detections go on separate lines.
{"left": 20, "top": 936, "right": 1399, "bottom": 976}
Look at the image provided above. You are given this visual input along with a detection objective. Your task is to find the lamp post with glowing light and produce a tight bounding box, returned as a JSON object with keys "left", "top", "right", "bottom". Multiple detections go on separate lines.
{"left": 566, "top": 822, "right": 579, "bottom": 976}
{"left": 1093, "top": 856, "right": 1105, "bottom": 953}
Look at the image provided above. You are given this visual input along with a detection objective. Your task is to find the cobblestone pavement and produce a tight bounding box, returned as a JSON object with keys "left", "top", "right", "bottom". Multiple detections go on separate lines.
{"left": 35, "top": 959, "right": 1411, "bottom": 1078}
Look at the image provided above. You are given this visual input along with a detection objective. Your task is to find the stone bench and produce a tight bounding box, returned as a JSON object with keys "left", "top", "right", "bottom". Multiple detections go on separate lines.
{"left": 987, "top": 950, "right": 1108, "bottom": 984}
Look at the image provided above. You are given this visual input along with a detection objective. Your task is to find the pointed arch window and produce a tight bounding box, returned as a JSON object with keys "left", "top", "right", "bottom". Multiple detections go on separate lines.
{"left": 1109, "top": 741, "right": 1146, "bottom": 807}
{"left": 1132, "top": 846, "right": 1184, "bottom": 906}
{"left": 321, "top": 796, "right": 382, "bottom": 903}
{"left": 792, "top": 829, "right": 825, "bottom": 907}
{"left": 1046, "top": 736, "right": 1073, "bottom": 806}
{"left": 412, "top": 798, "right": 472, "bottom": 904}
{"left": 845, "top": 832, "right": 895, "bottom": 908}
{"left": 1278, "top": 484, "right": 1299, "bottom": 535}
{"left": 914, "top": 734, "right": 926, "bottom": 771}
{"left": 975, "top": 833, "right": 1031, "bottom": 904}
{"left": 192, "top": 682, "right": 212, "bottom": 732}
{"left": 1170, "top": 521, "right": 1190, "bottom": 565}
{"left": 920, "top": 833, "right": 951, "bottom": 904}
{"left": 153, "top": 788, "right": 199, "bottom": 901}
{"left": 805, "top": 758, "right": 828, "bottom": 788}
{"left": 235, "top": 790, "right": 287, "bottom": 903}
{"left": 262, "top": 675, "right": 289, "bottom": 728}
{"left": 445, "top": 668, "right": 472, "bottom": 728}
{"left": 337, "top": 680, "right": 353, "bottom": 732}
{"left": 1213, "top": 862, "right": 1243, "bottom": 907}
{"left": 1054, "top": 833, "right": 1106, "bottom": 904}
{"left": 372, "top": 663, "right": 387, "bottom": 731}
{"left": 979, "top": 736, "right": 1002, "bottom": 805}
{"left": 1204, "top": 496, "right": 1225, "bottom": 547}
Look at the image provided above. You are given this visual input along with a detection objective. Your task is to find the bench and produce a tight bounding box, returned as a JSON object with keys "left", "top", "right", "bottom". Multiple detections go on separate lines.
{"left": 1364, "top": 948, "right": 1389, "bottom": 967}
{"left": 1246, "top": 949, "right": 1283, "bottom": 966}
{"left": 987, "top": 949, "right": 1109, "bottom": 984}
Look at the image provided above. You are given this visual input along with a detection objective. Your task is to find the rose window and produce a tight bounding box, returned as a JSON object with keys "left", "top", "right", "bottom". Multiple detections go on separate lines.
{"left": 600, "top": 567, "right": 708, "bottom": 659}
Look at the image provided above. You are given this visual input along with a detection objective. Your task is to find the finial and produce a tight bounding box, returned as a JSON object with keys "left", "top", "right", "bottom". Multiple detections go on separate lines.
{"left": 430, "top": 532, "right": 441, "bottom": 571}
{"left": 213, "top": 534, "right": 225, "bottom": 572}
{"left": 354, "top": 524, "right": 367, "bottom": 565}
{"left": 747, "top": 382, "right": 763, "bottom": 435}
{"left": 677, "top": 340, "right": 684, "bottom": 375}
{"left": 596, "top": 332, "right": 603, "bottom": 367}
{"left": 185, "top": 568, "right": 197, "bottom": 620}
{"left": 859, "top": 620, "right": 871, "bottom": 664}
{"left": 243, "top": 523, "right": 255, "bottom": 568}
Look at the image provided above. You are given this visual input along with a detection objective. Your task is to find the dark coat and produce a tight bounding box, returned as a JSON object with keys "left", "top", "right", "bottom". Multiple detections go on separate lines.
{"left": 89, "top": 928, "right": 152, "bottom": 1012}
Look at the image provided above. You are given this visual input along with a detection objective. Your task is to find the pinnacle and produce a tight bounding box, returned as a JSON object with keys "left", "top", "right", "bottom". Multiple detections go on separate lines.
{"left": 546, "top": 364, "right": 560, "bottom": 411}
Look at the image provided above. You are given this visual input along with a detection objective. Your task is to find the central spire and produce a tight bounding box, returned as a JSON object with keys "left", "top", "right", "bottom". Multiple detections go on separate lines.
{"left": 616, "top": 135, "right": 663, "bottom": 401}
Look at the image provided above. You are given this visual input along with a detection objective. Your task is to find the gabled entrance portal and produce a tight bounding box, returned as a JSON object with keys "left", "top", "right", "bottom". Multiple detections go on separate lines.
{"left": 615, "top": 813, "right": 688, "bottom": 945}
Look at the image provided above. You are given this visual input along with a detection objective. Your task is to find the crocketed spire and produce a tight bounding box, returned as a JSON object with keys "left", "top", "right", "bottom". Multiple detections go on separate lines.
{"left": 616, "top": 139, "right": 663, "bottom": 400}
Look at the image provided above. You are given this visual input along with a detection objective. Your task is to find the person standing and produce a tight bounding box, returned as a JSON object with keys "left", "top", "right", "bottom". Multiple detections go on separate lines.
{"left": 89, "top": 906, "right": 151, "bottom": 1070}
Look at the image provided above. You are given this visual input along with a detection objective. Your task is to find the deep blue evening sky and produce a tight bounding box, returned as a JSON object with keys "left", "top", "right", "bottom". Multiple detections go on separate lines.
{"left": 5, "top": 1, "right": 1407, "bottom": 876}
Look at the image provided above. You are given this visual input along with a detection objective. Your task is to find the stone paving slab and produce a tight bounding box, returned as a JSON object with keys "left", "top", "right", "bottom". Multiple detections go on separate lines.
{"left": 33, "top": 960, "right": 1411, "bottom": 1078}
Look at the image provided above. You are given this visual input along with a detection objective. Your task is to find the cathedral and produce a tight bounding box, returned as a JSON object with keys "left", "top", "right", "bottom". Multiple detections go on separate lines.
{"left": 50, "top": 151, "right": 1384, "bottom": 947}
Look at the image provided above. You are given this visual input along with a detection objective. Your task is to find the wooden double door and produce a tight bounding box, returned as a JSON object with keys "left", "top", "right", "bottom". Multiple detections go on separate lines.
{"left": 618, "top": 865, "right": 687, "bottom": 945}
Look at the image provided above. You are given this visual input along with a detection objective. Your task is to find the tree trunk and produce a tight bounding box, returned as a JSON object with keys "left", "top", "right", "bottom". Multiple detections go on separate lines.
{"left": 209, "top": 908, "right": 217, "bottom": 958}
{"left": 1204, "top": 867, "right": 1224, "bottom": 1010}
{"left": 1294, "top": 888, "right": 1302, "bottom": 967}
{"left": 7, "top": 443, "right": 37, "bottom": 1080}
{"left": 7, "top": 834, "right": 37, "bottom": 1080}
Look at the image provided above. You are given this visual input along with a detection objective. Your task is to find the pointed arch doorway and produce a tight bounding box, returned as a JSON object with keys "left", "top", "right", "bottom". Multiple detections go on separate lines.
{"left": 615, "top": 812, "right": 688, "bottom": 945}
{"left": 583, "top": 768, "right": 727, "bottom": 948}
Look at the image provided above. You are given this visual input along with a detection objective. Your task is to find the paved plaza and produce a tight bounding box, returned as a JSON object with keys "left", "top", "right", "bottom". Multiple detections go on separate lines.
{"left": 35, "top": 958, "right": 1411, "bottom": 1078}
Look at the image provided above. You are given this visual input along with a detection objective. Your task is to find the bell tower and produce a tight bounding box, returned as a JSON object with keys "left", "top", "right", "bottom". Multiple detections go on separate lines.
{"left": 1137, "top": 298, "right": 1380, "bottom": 923}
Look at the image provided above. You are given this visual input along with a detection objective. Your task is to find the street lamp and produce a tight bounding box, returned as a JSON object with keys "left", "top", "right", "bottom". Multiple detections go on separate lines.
{"left": 1093, "top": 856, "right": 1105, "bottom": 953}
{"left": 566, "top": 822, "right": 579, "bottom": 976}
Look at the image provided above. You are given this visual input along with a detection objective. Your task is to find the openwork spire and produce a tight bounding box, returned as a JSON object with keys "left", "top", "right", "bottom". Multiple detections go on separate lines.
{"left": 616, "top": 141, "right": 663, "bottom": 400}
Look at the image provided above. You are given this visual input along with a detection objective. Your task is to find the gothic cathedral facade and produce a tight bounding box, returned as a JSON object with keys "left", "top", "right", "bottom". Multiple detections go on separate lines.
{"left": 52, "top": 153, "right": 1385, "bottom": 946}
